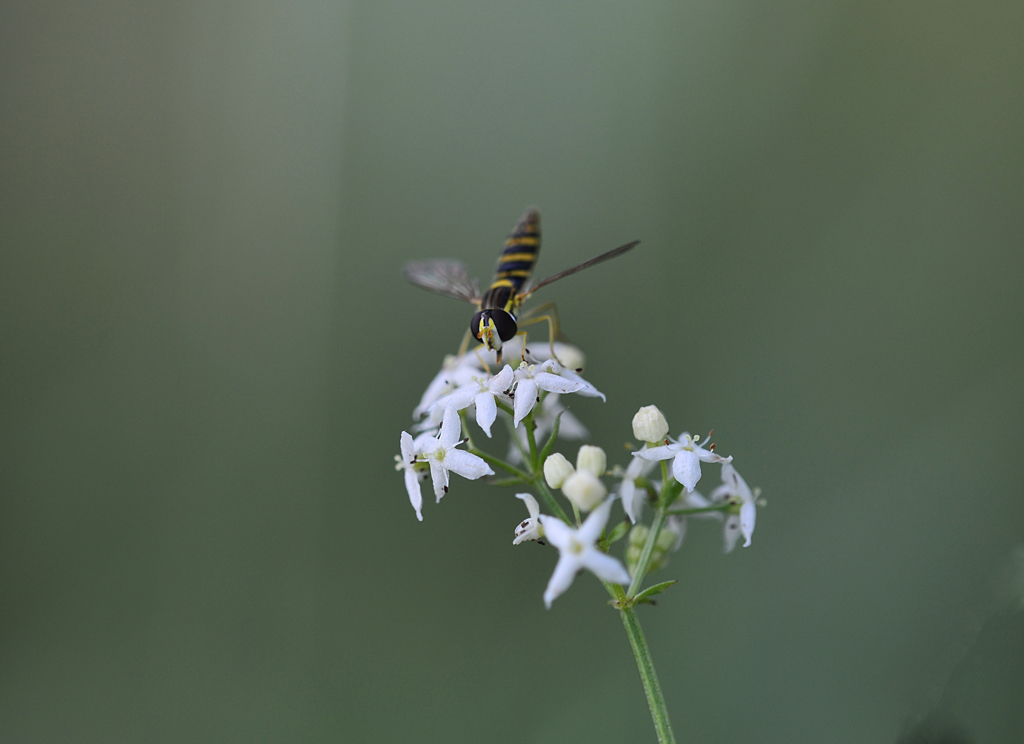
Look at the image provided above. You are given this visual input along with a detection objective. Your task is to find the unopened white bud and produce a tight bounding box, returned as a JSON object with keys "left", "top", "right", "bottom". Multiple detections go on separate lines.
{"left": 576, "top": 445, "right": 607, "bottom": 478}
{"left": 543, "top": 453, "right": 575, "bottom": 489}
{"left": 632, "top": 405, "right": 669, "bottom": 443}
{"left": 561, "top": 470, "right": 607, "bottom": 512}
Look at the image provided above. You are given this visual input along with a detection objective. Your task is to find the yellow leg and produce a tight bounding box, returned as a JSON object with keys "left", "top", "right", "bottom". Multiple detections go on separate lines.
{"left": 457, "top": 327, "right": 474, "bottom": 357}
{"left": 518, "top": 301, "right": 567, "bottom": 366}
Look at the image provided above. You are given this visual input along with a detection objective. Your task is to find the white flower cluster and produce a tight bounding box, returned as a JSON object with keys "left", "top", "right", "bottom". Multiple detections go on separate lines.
{"left": 397, "top": 344, "right": 604, "bottom": 521}
{"left": 397, "top": 344, "right": 762, "bottom": 608}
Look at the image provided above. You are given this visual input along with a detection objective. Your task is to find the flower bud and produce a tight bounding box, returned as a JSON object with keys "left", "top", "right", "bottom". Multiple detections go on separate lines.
{"left": 656, "top": 528, "right": 677, "bottom": 552}
{"left": 561, "top": 470, "right": 607, "bottom": 512}
{"left": 543, "top": 453, "right": 575, "bottom": 489}
{"left": 575, "top": 445, "right": 607, "bottom": 478}
{"left": 632, "top": 405, "right": 669, "bottom": 443}
{"left": 628, "top": 524, "right": 650, "bottom": 547}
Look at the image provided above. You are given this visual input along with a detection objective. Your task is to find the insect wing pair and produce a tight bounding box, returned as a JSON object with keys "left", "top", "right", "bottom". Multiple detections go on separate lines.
{"left": 403, "top": 209, "right": 639, "bottom": 361}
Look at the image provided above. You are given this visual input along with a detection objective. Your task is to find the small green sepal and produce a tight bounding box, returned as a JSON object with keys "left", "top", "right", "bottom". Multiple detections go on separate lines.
{"left": 633, "top": 580, "right": 678, "bottom": 604}
{"left": 605, "top": 520, "right": 630, "bottom": 547}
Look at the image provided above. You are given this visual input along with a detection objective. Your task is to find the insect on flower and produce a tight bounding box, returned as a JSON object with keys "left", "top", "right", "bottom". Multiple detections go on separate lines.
{"left": 403, "top": 209, "right": 639, "bottom": 364}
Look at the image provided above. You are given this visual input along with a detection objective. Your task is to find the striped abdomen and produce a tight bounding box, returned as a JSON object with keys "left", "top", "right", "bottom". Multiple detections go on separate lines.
{"left": 482, "top": 209, "right": 540, "bottom": 310}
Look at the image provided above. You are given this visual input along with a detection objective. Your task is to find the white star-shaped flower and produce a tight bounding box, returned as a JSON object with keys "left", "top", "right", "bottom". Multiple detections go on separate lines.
{"left": 427, "top": 365, "right": 514, "bottom": 437}
{"left": 513, "top": 361, "right": 601, "bottom": 427}
{"left": 632, "top": 432, "right": 732, "bottom": 493}
{"left": 396, "top": 430, "right": 438, "bottom": 521}
{"left": 418, "top": 406, "right": 494, "bottom": 505}
{"left": 512, "top": 493, "right": 544, "bottom": 545}
{"left": 619, "top": 452, "right": 657, "bottom": 524}
{"left": 538, "top": 498, "right": 631, "bottom": 608}
{"left": 710, "top": 463, "right": 757, "bottom": 552}
{"left": 413, "top": 353, "right": 486, "bottom": 420}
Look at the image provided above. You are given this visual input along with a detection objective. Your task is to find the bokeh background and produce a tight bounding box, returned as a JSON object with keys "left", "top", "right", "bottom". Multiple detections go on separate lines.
{"left": 2, "top": 0, "right": 1022, "bottom": 741}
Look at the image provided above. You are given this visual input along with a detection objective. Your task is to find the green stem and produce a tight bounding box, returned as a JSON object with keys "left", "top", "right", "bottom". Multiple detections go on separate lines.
{"left": 502, "top": 414, "right": 530, "bottom": 463}
{"left": 665, "top": 504, "right": 730, "bottom": 517}
{"left": 489, "top": 476, "right": 529, "bottom": 487}
{"left": 467, "top": 446, "right": 532, "bottom": 482}
{"left": 627, "top": 502, "right": 668, "bottom": 598}
{"left": 620, "top": 606, "right": 677, "bottom": 744}
{"left": 524, "top": 412, "right": 539, "bottom": 466}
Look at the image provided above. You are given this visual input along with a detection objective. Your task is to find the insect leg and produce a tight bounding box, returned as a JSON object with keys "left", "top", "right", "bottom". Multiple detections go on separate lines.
{"left": 457, "top": 327, "right": 474, "bottom": 357}
{"left": 518, "top": 301, "right": 566, "bottom": 366}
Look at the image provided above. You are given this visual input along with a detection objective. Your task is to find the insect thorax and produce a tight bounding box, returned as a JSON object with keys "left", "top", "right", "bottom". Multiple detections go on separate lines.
{"left": 480, "top": 284, "right": 518, "bottom": 317}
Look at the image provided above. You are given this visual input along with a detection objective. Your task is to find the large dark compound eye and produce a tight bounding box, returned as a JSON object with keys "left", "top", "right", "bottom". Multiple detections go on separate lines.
{"left": 490, "top": 309, "right": 518, "bottom": 342}
{"left": 470, "top": 311, "right": 486, "bottom": 341}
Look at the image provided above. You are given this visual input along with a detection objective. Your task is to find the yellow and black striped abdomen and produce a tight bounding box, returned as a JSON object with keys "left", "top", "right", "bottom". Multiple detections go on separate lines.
{"left": 489, "top": 208, "right": 540, "bottom": 296}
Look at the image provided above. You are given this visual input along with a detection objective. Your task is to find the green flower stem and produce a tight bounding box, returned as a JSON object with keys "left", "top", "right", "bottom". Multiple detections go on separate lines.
{"left": 622, "top": 460, "right": 671, "bottom": 597}
{"left": 489, "top": 476, "right": 529, "bottom": 487}
{"left": 665, "top": 504, "right": 730, "bottom": 517}
{"left": 524, "top": 413, "right": 539, "bottom": 466}
{"left": 620, "top": 605, "right": 677, "bottom": 744}
{"left": 467, "top": 446, "right": 532, "bottom": 482}
{"left": 627, "top": 502, "right": 668, "bottom": 598}
{"left": 502, "top": 415, "right": 530, "bottom": 462}
{"left": 604, "top": 579, "right": 676, "bottom": 741}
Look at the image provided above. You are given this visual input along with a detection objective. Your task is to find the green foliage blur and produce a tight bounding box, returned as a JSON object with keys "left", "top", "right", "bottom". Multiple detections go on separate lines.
{"left": 1, "top": 0, "right": 1021, "bottom": 741}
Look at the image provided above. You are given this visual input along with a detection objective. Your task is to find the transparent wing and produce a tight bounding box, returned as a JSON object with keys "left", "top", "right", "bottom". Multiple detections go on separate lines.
{"left": 522, "top": 240, "right": 640, "bottom": 297}
{"left": 402, "top": 259, "right": 481, "bottom": 303}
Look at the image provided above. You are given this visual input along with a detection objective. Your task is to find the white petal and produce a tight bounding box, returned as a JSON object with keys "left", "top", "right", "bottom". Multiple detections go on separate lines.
{"left": 580, "top": 548, "right": 631, "bottom": 585}
{"left": 474, "top": 392, "right": 497, "bottom": 438}
{"left": 577, "top": 497, "right": 614, "bottom": 545}
{"left": 400, "top": 431, "right": 416, "bottom": 462}
{"left": 429, "top": 458, "right": 448, "bottom": 502}
{"left": 443, "top": 449, "right": 493, "bottom": 480}
{"left": 404, "top": 468, "right": 423, "bottom": 521}
{"left": 672, "top": 450, "right": 702, "bottom": 492}
{"left": 411, "top": 430, "right": 438, "bottom": 451}
{"left": 438, "top": 405, "right": 462, "bottom": 449}
{"left": 620, "top": 479, "right": 640, "bottom": 524}
{"left": 513, "top": 379, "right": 539, "bottom": 426}
{"left": 516, "top": 492, "right": 540, "bottom": 519}
{"left": 538, "top": 514, "right": 573, "bottom": 551}
{"left": 696, "top": 446, "right": 732, "bottom": 466}
{"left": 740, "top": 501, "right": 756, "bottom": 547}
{"left": 727, "top": 463, "right": 754, "bottom": 504}
{"left": 513, "top": 518, "right": 542, "bottom": 545}
{"left": 488, "top": 364, "right": 514, "bottom": 393}
{"left": 431, "top": 385, "right": 478, "bottom": 415}
{"left": 413, "top": 372, "right": 454, "bottom": 419}
{"left": 633, "top": 444, "right": 677, "bottom": 462}
{"left": 414, "top": 405, "right": 445, "bottom": 432}
{"left": 722, "top": 514, "right": 742, "bottom": 553}
{"left": 533, "top": 372, "right": 585, "bottom": 395}
{"left": 538, "top": 361, "right": 605, "bottom": 400}
{"left": 543, "top": 553, "right": 580, "bottom": 608}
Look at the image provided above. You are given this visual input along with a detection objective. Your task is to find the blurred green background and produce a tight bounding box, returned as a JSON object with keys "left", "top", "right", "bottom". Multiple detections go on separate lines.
{"left": 2, "top": 0, "right": 1022, "bottom": 741}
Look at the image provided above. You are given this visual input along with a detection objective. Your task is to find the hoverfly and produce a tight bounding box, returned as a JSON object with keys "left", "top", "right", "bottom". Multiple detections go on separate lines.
{"left": 403, "top": 209, "right": 639, "bottom": 365}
